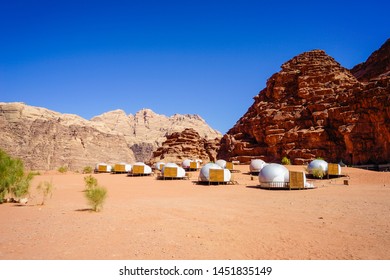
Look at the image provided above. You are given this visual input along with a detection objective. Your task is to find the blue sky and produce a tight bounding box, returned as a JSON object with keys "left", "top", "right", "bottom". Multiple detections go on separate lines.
{"left": 1, "top": 0, "right": 389, "bottom": 133}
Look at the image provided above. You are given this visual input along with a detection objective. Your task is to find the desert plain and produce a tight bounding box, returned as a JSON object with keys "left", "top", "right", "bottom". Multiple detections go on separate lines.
{"left": 0, "top": 164, "right": 389, "bottom": 260}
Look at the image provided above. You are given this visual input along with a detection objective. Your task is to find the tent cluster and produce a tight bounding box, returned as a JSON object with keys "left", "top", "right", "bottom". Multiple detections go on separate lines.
{"left": 95, "top": 162, "right": 153, "bottom": 176}
{"left": 153, "top": 159, "right": 236, "bottom": 184}
{"left": 95, "top": 157, "right": 342, "bottom": 189}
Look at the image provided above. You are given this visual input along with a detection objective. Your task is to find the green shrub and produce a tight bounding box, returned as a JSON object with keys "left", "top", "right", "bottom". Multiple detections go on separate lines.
{"left": 281, "top": 156, "right": 291, "bottom": 165}
{"left": 57, "top": 166, "right": 68, "bottom": 173}
{"left": 311, "top": 168, "right": 326, "bottom": 179}
{"left": 84, "top": 175, "right": 98, "bottom": 191}
{"left": 85, "top": 186, "right": 107, "bottom": 212}
{"left": 36, "top": 180, "right": 54, "bottom": 205}
{"left": 0, "top": 149, "right": 34, "bottom": 203}
{"left": 83, "top": 166, "right": 93, "bottom": 174}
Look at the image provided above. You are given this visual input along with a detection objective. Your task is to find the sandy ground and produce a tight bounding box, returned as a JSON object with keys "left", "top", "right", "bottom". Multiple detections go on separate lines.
{"left": 1, "top": 165, "right": 389, "bottom": 260}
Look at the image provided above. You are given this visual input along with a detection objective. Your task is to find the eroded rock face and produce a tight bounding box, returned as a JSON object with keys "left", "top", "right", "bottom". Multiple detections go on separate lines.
{"left": 150, "top": 128, "right": 221, "bottom": 164}
{"left": 351, "top": 38, "right": 390, "bottom": 82}
{"left": 218, "top": 40, "right": 390, "bottom": 165}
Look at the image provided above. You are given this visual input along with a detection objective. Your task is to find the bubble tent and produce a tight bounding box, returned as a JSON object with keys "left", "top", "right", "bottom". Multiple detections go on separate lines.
{"left": 215, "top": 159, "right": 227, "bottom": 169}
{"left": 258, "top": 163, "right": 314, "bottom": 190}
{"left": 182, "top": 159, "right": 201, "bottom": 171}
{"left": 197, "top": 163, "right": 235, "bottom": 185}
{"left": 307, "top": 159, "right": 328, "bottom": 175}
{"left": 308, "top": 159, "right": 342, "bottom": 178}
{"left": 154, "top": 161, "right": 165, "bottom": 171}
{"left": 159, "top": 163, "right": 188, "bottom": 180}
{"left": 95, "top": 163, "right": 112, "bottom": 173}
{"left": 250, "top": 159, "right": 267, "bottom": 174}
{"left": 258, "top": 163, "right": 290, "bottom": 188}
{"left": 127, "top": 162, "right": 153, "bottom": 176}
{"left": 113, "top": 162, "right": 132, "bottom": 174}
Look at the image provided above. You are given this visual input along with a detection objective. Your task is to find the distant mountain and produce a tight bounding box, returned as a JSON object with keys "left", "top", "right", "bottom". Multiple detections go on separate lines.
{"left": 218, "top": 38, "right": 390, "bottom": 165}
{"left": 0, "top": 103, "right": 221, "bottom": 170}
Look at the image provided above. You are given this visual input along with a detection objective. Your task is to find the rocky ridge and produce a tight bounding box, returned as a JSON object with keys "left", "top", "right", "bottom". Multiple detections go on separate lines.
{"left": 150, "top": 128, "right": 220, "bottom": 164}
{"left": 218, "top": 39, "right": 390, "bottom": 165}
{"left": 0, "top": 103, "right": 221, "bottom": 170}
{"left": 351, "top": 38, "right": 390, "bottom": 82}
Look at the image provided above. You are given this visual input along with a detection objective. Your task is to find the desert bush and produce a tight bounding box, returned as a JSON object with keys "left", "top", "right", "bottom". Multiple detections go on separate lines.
{"left": 311, "top": 167, "right": 326, "bottom": 179}
{"left": 83, "top": 166, "right": 93, "bottom": 174}
{"left": 281, "top": 156, "right": 291, "bottom": 165}
{"left": 85, "top": 185, "right": 107, "bottom": 212}
{"left": 57, "top": 165, "right": 68, "bottom": 173}
{"left": 84, "top": 175, "right": 98, "bottom": 191}
{"left": 36, "top": 180, "right": 54, "bottom": 205}
{"left": 0, "top": 149, "right": 34, "bottom": 203}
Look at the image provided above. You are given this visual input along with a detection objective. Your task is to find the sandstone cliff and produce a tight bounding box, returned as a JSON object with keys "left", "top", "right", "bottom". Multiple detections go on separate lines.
{"left": 218, "top": 39, "right": 390, "bottom": 165}
{"left": 150, "top": 128, "right": 220, "bottom": 164}
{"left": 351, "top": 38, "right": 390, "bottom": 82}
{"left": 0, "top": 103, "right": 221, "bottom": 170}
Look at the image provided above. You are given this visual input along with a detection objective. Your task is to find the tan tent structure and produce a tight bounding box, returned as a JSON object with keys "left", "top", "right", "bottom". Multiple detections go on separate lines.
{"left": 95, "top": 163, "right": 112, "bottom": 173}
{"left": 128, "top": 162, "right": 152, "bottom": 176}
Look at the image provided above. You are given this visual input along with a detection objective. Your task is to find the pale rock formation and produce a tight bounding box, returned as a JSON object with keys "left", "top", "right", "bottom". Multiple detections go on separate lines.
{"left": 0, "top": 103, "right": 221, "bottom": 170}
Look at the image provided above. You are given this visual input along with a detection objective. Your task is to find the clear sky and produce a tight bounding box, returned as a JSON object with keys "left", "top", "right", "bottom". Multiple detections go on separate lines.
{"left": 1, "top": 0, "right": 388, "bottom": 134}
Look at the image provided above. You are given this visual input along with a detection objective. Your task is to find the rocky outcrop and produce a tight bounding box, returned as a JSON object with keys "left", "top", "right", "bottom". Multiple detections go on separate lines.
{"left": 91, "top": 108, "right": 222, "bottom": 160}
{"left": 150, "top": 128, "right": 221, "bottom": 164}
{"left": 0, "top": 102, "right": 135, "bottom": 170}
{"left": 218, "top": 39, "right": 390, "bottom": 165}
{"left": 351, "top": 38, "right": 390, "bottom": 82}
{"left": 0, "top": 103, "right": 221, "bottom": 170}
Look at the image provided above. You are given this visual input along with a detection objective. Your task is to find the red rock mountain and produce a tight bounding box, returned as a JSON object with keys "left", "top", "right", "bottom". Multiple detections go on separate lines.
{"left": 351, "top": 38, "right": 390, "bottom": 82}
{"left": 150, "top": 128, "right": 220, "bottom": 164}
{"left": 218, "top": 39, "right": 390, "bottom": 165}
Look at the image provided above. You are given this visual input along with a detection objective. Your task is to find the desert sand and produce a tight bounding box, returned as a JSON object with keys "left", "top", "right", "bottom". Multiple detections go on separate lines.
{"left": 1, "top": 165, "right": 389, "bottom": 260}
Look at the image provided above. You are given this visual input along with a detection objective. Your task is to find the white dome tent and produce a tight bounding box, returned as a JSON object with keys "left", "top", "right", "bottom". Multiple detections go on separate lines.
{"left": 258, "top": 164, "right": 290, "bottom": 188}
{"left": 128, "top": 162, "right": 152, "bottom": 176}
{"left": 216, "top": 159, "right": 227, "bottom": 169}
{"left": 198, "top": 163, "right": 232, "bottom": 185}
{"left": 154, "top": 161, "right": 165, "bottom": 171}
{"left": 258, "top": 163, "right": 314, "bottom": 190}
{"left": 161, "top": 163, "right": 187, "bottom": 179}
{"left": 182, "top": 159, "right": 200, "bottom": 171}
{"left": 95, "top": 163, "right": 112, "bottom": 173}
{"left": 113, "top": 163, "right": 132, "bottom": 174}
{"left": 250, "top": 159, "right": 267, "bottom": 174}
{"left": 307, "top": 159, "right": 328, "bottom": 178}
